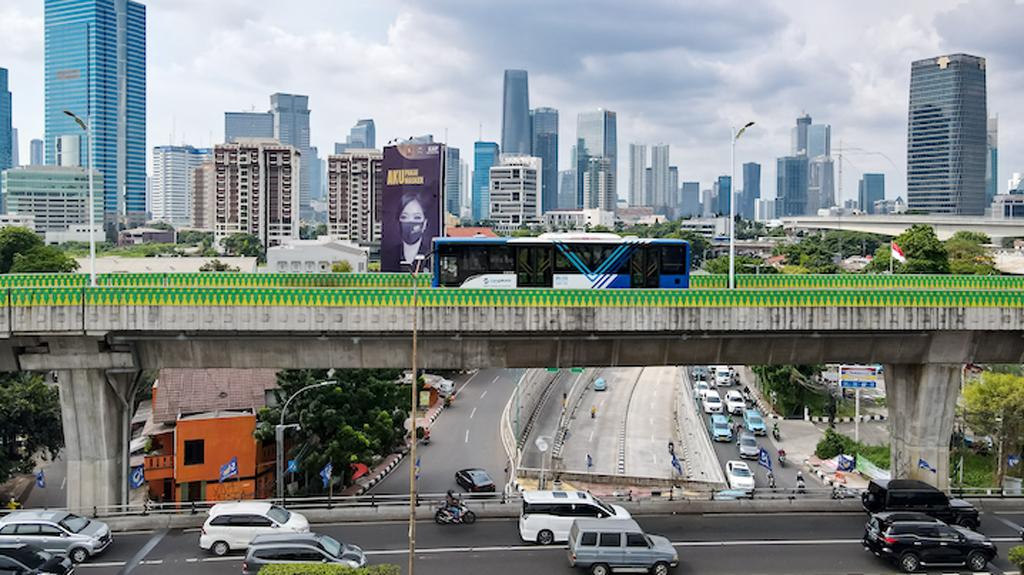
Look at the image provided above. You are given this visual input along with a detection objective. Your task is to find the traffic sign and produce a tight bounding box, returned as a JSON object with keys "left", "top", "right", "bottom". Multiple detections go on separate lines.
{"left": 839, "top": 364, "right": 881, "bottom": 389}
{"left": 546, "top": 368, "right": 559, "bottom": 372}
{"left": 570, "top": 368, "right": 583, "bottom": 374}
{"left": 535, "top": 437, "right": 549, "bottom": 453}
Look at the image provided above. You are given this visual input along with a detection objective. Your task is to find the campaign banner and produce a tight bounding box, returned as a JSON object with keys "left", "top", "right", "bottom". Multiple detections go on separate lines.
{"left": 380, "top": 143, "right": 445, "bottom": 272}
{"left": 839, "top": 364, "right": 882, "bottom": 389}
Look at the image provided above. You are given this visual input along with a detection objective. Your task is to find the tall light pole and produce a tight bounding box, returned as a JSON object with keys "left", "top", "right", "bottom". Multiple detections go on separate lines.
{"left": 275, "top": 378, "right": 337, "bottom": 505}
{"left": 63, "top": 110, "right": 97, "bottom": 287}
{"left": 729, "top": 121, "right": 755, "bottom": 290}
{"left": 406, "top": 253, "right": 426, "bottom": 575}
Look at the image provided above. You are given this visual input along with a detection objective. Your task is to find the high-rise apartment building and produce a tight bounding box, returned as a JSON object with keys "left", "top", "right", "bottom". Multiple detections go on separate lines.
{"left": 650, "top": 144, "right": 670, "bottom": 212}
{"left": 558, "top": 169, "right": 576, "bottom": 210}
{"left": 754, "top": 198, "right": 776, "bottom": 221}
{"left": 472, "top": 141, "right": 499, "bottom": 222}
{"left": 681, "top": 182, "right": 700, "bottom": 218}
{"left": 1, "top": 166, "right": 103, "bottom": 231}
{"left": 225, "top": 112, "right": 274, "bottom": 142}
{"left": 808, "top": 156, "right": 835, "bottom": 212}
{"left": 777, "top": 155, "right": 809, "bottom": 217}
{"left": 858, "top": 173, "right": 885, "bottom": 214}
{"left": 213, "top": 140, "right": 300, "bottom": 248}
{"left": 190, "top": 161, "right": 215, "bottom": 230}
{"left": 907, "top": 53, "right": 987, "bottom": 215}
{"left": 582, "top": 156, "right": 615, "bottom": 211}
{"left": 701, "top": 189, "right": 715, "bottom": 218}
{"left": 530, "top": 107, "right": 558, "bottom": 214}
{"left": 445, "top": 146, "right": 461, "bottom": 218}
{"left": 792, "top": 113, "right": 812, "bottom": 155}
{"left": 576, "top": 109, "right": 617, "bottom": 207}
{"left": 715, "top": 176, "right": 731, "bottom": 216}
{"left": 628, "top": 143, "right": 646, "bottom": 206}
{"left": 501, "top": 70, "right": 530, "bottom": 155}
{"left": 30, "top": 139, "right": 44, "bottom": 166}
{"left": 741, "top": 162, "right": 761, "bottom": 220}
{"left": 45, "top": 0, "right": 147, "bottom": 228}
{"left": 326, "top": 149, "right": 383, "bottom": 244}
{"left": 0, "top": 68, "right": 12, "bottom": 171}
{"left": 489, "top": 155, "right": 541, "bottom": 233}
{"left": 335, "top": 119, "right": 376, "bottom": 154}
{"left": 668, "top": 166, "right": 679, "bottom": 215}
{"left": 987, "top": 116, "right": 998, "bottom": 205}
{"left": 151, "top": 145, "right": 212, "bottom": 227}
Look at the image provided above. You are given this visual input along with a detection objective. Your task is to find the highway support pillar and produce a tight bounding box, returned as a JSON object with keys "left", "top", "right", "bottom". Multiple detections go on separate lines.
{"left": 885, "top": 364, "right": 960, "bottom": 489}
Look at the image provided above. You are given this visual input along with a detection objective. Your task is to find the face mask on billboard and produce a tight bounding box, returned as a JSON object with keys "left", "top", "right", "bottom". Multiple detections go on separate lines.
{"left": 401, "top": 220, "right": 425, "bottom": 244}
{"left": 399, "top": 198, "right": 426, "bottom": 244}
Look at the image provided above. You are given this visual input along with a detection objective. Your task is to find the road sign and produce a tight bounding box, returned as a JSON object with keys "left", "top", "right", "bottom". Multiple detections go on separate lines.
{"left": 570, "top": 368, "right": 583, "bottom": 374}
{"left": 757, "top": 448, "right": 773, "bottom": 471}
{"left": 535, "top": 437, "right": 549, "bottom": 453}
{"left": 129, "top": 465, "right": 145, "bottom": 489}
{"left": 839, "top": 365, "right": 881, "bottom": 389}
{"left": 546, "top": 367, "right": 559, "bottom": 372}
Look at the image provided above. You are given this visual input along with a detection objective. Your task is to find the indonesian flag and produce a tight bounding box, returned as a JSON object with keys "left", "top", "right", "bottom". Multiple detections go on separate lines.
{"left": 891, "top": 241, "right": 907, "bottom": 263}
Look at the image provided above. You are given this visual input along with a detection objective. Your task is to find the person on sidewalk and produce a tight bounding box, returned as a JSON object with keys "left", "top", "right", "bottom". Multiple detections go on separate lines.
{"left": 5, "top": 497, "right": 21, "bottom": 510}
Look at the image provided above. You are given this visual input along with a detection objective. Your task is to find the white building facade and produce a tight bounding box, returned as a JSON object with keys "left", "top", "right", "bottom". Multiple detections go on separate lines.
{"left": 489, "top": 154, "right": 542, "bottom": 233}
{"left": 151, "top": 145, "right": 212, "bottom": 227}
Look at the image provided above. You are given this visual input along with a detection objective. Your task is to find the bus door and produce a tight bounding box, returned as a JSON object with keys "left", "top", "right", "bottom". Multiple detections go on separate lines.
{"left": 516, "top": 246, "right": 552, "bottom": 287}
{"left": 630, "top": 247, "right": 660, "bottom": 288}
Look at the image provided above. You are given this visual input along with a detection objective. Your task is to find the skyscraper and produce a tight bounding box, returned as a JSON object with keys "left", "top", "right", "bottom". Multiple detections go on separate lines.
{"left": 30, "top": 139, "right": 44, "bottom": 166}
{"left": 334, "top": 119, "right": 375, "bottom": 154}
{"left": 151, "top": 145, "right": 212, "bottom": 227}
{"left": 45, "top": 0, "right": 147, "bottom": 228}
{"left": 808, "top": 156, "right": 835, "bottom": 211}
{"left": 576, "top": 109, "right": 617, "bottom": 207}
{"left": 472, "top": 141, "right": 499, "bottom": 222}
{"left": 741, "top": 162, "right": 761, "bottom": 220}
{"left": 807, "top": 124, "right": 831, "bottom": 158}
{"left": 530, "top": 107, "right": 558, "bottom": 213}
{"left": 628, "top": 144, "right": 647, "bottom": 206}
{"left": 10, "top": 129, "right": 19, "bottom": 168}
{"left": 501, "top": 70, "right": 530, "bottom": 155}
{"left": 445, "top": 146, "right": 461, "bottom": 218}
{"left": 558, "top": 169, "right": 576, "bottom": 210}
{"left": 489, "top": 155, "right": 541, "bottom": 233}
{"left": 681, "top": 182, "right": 700, "bottom": 218}
{"left": 582, "top": 156, "right": 615, "bottom": 211}
{"left": 270, "top": 93, "right": 314, "bottom": 219}
{"left": 715, "top": 176, "right": 731, "bottom": 215}
{"left": 0, "top": 68, "right": 12, "bottom": 171}
{"left": 777, "top": 156, "right": 809, "bottom": 216}
{"left": 327, "top": 149, "right": 383, "bottom": 244}
{"left": 907, "top": 53, "right": 987, "bottom": 215}
{"left": 859, "top": 173, "right": 885, "bottom": 214}
{"left": 225, "top": 112, "right": 274, "bottom": 142}
{"left": 650, "top": 144, "right": 670, "bottom": 212}
{"left": 987, "top": 116, "right": 998, "bottom": 205}
{"left": 792, "top": 113, "right": 812, "bottom": 155}
{"left": 668, "top": 166, "right": 679, "bottom": 216}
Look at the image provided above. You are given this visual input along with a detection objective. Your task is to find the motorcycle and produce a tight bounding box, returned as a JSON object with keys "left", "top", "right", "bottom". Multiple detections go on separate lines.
{"left": 771, "top": 424, "right": 781, "bottom": 441}
{"left": 777, "top": 449, "right": 786, "bottom": 467}
{"left": 766, "top": 472, "right": 776, "bottom": 489}
{"left": 435, "top": 503, "right": 476, "bottom": 525}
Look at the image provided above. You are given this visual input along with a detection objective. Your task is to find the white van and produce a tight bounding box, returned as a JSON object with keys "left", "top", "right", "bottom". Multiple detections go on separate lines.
{"left": 713, "top": 366, "right": 734, "bottom": 387}
{"left": 199, "top": 502, "right": 310, "bottom": 556}
{"left": 519, "top": 490, "right": 630, "bottom": 545}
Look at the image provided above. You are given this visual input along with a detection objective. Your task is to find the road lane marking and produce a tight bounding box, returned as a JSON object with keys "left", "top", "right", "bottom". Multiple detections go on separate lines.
{"left": 456, "top": 371, "right": 480, "bottom": 395}
{"left": 470, "top": 407, "right": 477, "bottom": 419}
{"left": 60, "top": 476, "right": 66, "bottom": 491}
{"left": 465, "top": 429, "right": 470, "bottom": 443}
{"left": 991, "top": 514, "right": 1024, "bottom": 534}
{"left": 118, "top": 528, "right": 168, "bottom": 574}
{"left": 481, "top": 390, "right": 488, "bottom": 399}
{"left": 492, "top": 376, "right": 500, "bottom": 384}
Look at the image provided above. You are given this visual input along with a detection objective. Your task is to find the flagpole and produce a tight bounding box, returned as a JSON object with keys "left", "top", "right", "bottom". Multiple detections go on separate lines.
{"left": 889, "top": 242, "right": 893, "bottom": 274}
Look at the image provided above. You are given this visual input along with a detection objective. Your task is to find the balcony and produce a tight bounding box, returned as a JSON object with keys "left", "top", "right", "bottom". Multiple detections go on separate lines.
{"left": 144, "top": 453, "right": 174, "bottom": 481}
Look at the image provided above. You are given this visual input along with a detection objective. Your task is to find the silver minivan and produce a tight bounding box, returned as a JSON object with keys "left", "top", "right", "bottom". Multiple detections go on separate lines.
{"left": 567, "top": 518, "right": 678, "bottom": 575}
{"left": 0, "top": 510, "right": 112, "bottom": 563}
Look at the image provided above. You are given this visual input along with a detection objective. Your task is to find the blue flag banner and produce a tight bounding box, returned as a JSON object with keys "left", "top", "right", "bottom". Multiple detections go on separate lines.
{"left": 837, "top": 455, "right": 855, "bottom": 472}
{"left": 917, "top": 458, "right": 936, "bottom": 473}
{"left": 757, "top": 448, "right": 773, "bottom": 471}
{"left": 671, "top": 454, "right": 682, "bottom": 474}
{"left": 287, "top": 460, "right": 298, "bottom": 473}
{"left": 414, "top": 457, "right": 421, "bottom": 481}
{"left": 320, "top": 462, "right": 333, "bottom": 488}
{"left": 219, "top": 457, "right": 239, "bottom": 483}
{"left": 1008, "top": 455, "right": 1020, "bottom": 468}
{"left": 34, "top": 470, "right": 45, "bottom": 489}
{"left": 129, "top": 465, "right": 146, "bottom": 489}
{"left": 586, "top": 454, "right": 593, "bottom": 470}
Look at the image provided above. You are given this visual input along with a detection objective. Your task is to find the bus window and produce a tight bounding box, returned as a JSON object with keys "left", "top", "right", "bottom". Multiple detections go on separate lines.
{"left": 660, "top": 246, "right": 685, "bottom": 275}
{"left": 439, "top": 254, "right": 459, "bottom": 286}
{"left": 488, "top": 246, "right": 514, "bottom": 272}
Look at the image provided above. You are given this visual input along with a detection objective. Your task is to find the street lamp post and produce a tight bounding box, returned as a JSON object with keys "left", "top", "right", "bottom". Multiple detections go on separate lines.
{"left": 729, "top": 121, "right": 755, "bottom": 290}
{"left": 275, "top": 379, "right": 338, "bottom": 505}
{"left": 406, "top": 253, "right": 427, "bottom": 575}
{"left": 62, "top": 110, "right": 97, "bottom": 287}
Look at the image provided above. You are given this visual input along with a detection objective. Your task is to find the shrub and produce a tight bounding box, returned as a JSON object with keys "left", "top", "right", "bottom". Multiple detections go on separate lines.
{"left": 815, "top": 428, "right": 855, "bottom": 459}
{"left": 1009, "top": 545, "right": 1024, "bottom": 570}
{"left": 259, "top": 564, "right": 400, "bottom": 575}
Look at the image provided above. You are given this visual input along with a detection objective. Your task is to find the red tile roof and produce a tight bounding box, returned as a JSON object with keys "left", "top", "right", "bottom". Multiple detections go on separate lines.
{"left": 153, "top": 369, "right": 279, "bottom": 424}
{"left": 445, "top": 226, "right": 498, "bottom": 238}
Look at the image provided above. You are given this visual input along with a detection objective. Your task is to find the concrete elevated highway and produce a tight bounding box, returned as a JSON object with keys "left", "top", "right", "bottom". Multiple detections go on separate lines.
{"left": 1, "top": 280, "right": 1023, "bottom": 512}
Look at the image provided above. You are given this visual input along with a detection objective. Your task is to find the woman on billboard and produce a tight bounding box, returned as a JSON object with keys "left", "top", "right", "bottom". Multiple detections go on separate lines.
{"left": 398, "top": 192, "right": 429, "bottom": 267}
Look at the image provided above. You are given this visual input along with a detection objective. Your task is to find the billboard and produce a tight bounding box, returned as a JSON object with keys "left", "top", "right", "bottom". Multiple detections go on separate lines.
{"left": 380, "top": 143, "right": 445, "bottom": 272}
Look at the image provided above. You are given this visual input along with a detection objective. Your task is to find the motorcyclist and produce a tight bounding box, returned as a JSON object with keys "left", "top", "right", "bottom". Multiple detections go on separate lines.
{"left": 445, "top": 489, "right": 462, "bottom": 521}
{"left": 795, "top": 471, "right": 806, "bottom": 493}
{"left": 772, "top": 422, "right": 780, "bottom": 439}
{"left": 777, "top": 448, "right": 786, "bottom": 465}
{"left": 766, "top": 471, "right": 776, "bottom": 489}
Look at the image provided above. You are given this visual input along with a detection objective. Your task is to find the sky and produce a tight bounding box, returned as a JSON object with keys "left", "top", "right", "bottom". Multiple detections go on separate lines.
{"left": 3, "top": 0, "right": 1023, "bottom": 205}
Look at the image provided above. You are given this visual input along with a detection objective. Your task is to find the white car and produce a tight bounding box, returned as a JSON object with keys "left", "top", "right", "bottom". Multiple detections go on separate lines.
{"left": 714, "top": 366, "right": 734, "bottom": 387}
{"left": 693, "top": 381, "right": 711, "bottom": 400}
{"left": 703, "top": 390, "right": 723, "bottom": 414}
{"left": 725, "top": 460, "right": 756, "bottom": 491}
{"left": 724, "top": 390, "right": 746, "bottom": 415}
{"left": 199, "top": 502, "right": 310, "bottom": 556}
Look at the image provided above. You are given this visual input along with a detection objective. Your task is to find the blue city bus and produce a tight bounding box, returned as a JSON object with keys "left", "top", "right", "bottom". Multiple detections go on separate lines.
{"left": 431, "top": 233, "right": 690, "bottom": 289}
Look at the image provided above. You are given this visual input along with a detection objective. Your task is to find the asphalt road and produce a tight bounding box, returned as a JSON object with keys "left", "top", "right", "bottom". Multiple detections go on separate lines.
{"left": 74, "top": 511, "right": 1024, "bottom": 575}
{"left": 370, "top": 369, "right": 522, "bottom": 495}
{"left": 520, "top": 370, "right": 581, "bottom": 470}
{"left": 558, "top": 368, "right": 643, "bottom": 475}
{"left": 24, "top": 453, "right": 67, "bottom": 508}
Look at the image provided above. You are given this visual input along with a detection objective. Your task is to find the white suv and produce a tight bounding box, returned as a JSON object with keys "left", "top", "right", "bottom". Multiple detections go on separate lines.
{"left": 199, "top": 503, "right": 309, "bottom": 556}
{"left": 703, "top": 390, "right": 724, "bottom": 414}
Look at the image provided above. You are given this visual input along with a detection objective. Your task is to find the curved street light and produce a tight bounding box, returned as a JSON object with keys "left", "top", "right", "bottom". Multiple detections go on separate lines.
{"left": 275, "top": 378, "right": 338, "bottom": 506}
{"left": 730, "top": 121, "right": 756, "bottom": 290}
{"left": 62, "top": 110, "right": 97, "bottom": 287}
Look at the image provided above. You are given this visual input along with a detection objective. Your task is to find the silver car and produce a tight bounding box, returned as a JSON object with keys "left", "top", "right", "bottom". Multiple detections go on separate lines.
{"left": 567, "top": 518, "right": 678, "bottom": 575}
{"left": 0, "top": 511, "right": 111, "bottom": 563}
{"left": 737, "top": 433, "right": 760, "bottom": 460}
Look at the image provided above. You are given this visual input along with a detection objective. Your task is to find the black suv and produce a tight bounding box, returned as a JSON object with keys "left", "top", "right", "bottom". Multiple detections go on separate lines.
{"left": 862, "top": 512, "right": 996, "bottom": 573}
{"left": 0, "top": 544, "right": 74, "bottom": 575}
{"left": 861, "top": 479, "right": 979, "bottom": 528}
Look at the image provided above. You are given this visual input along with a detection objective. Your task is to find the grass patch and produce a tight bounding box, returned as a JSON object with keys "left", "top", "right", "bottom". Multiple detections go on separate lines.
{"left": 953, "top": 450, "right": 998, "bottom": 488}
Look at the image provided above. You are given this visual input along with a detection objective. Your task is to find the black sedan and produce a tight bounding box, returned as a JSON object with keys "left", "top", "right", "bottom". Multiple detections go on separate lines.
{"left": 454, "top": 468, "right": 496, "bottom": 492}
{"left": 0, "top": 544, "right": 75, "bottom": 575}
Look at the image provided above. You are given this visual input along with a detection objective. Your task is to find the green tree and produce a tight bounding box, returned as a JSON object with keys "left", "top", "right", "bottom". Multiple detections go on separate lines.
{"left": 221, "top": 233, "right": 265, "bottom": 261}
{"left": 775, "top": 234, "right": 838, "bottom": 274}
{"left": 945, "top": 231, "right": 996, "bottom": 275}
{"left": 148, "top": 221, "right": 175, "bottom": 232}
{"left": 331, "top": 261, "right": 353, "bottom": 273}
{"left": 821, "top": 231, "right": 886, "bottom": 259}
{"left": 0, "top": 227, "right": 45, "bottom": 273}
{"left": 0, "top": 373, "right": 64, "bottom": 483}
{"left": 963, "top": 371, "right": 1024, "bottom": 485}
{"left": 198, "top": 259, "right": 239, "bottom": 272}
{"left": 9, "top": 246, "right": 80, "bottom": 274}
{"left": 255, "top": 369, "right": 406, "bottom": 491}
{"left": 751, "top": 365, "right": 825, "bottom": 417}
{"left": 177, "top": 230, "right": 214, "bottom": 247}
{"left": 866, "top": 224, "right": 949, "bottom": 274}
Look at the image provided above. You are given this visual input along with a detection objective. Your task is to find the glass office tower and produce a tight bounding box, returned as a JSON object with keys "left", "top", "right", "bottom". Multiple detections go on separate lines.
{"left": 472, "top": 142, "right": 499, "bottom": 222}
{"left": 530, "top": 107, "right": 558, "bottom": 214}
{"left": 501, "top": 70, "right": 530, "bottom": 155}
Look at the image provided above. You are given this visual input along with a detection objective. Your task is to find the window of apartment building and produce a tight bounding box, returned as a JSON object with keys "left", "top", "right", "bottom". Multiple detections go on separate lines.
{"left": 184, "top": 439, "right": 205, "bottom": 465}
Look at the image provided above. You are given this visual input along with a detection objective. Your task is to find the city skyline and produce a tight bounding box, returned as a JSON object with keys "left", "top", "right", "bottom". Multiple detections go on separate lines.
{"left": 4, "top": 0, "right": 1023, "bottom": 206}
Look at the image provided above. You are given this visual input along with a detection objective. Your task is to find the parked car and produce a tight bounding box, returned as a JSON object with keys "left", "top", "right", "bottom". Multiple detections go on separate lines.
{"left": 862, "top": 511, "right": 996, "bottom": 573}
{"left": 737, "top": 433, "right": 759, "bottom": 460}
{"left": 592, "top": 377, "right": 607, "bottom": 392}
{"left": 724, "top": 390, "right": 745, "bottom": 415}
{"left": 199, "top": 503, "right": 310, "bottom": 556}
{"left": 0, "top": 544, "right": 74, "bottom": 575}
{"left": 743, "top": 409, "right": 767, "bottom": 436}
{"left": 703, "top": 391, "right": 723, "bottom": 414}
{"left": 710, "top": 414, "right": 733, "bottom": 442}
{"left": 455, "top": 468, "right": 496, "bottom": 492}
{"left": 241, "top": 533, "right": 366, "bottom": 575}
{"left": 566, "top": 519, "right": 678, "bottom": 575}
{"left": 693, "top": 381, "right": 711, "bottom": 400}
{"left": 0, "top": 511, "right": 112, "bottom": 564}
{"left": 519, "top": 490, "right": 630, "bottom": 545}
{"left": 725, "top": 460, "right": 755, "bottom": 491}
{"left": 861, "top": 479, "right": 979, "bottom": 529}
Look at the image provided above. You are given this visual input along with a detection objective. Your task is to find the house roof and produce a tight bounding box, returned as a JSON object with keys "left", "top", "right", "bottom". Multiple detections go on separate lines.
{"left": 445, "top": 226, "right": 498, "bottom": 238}
{"left": 152, "top": 369, "right": 279, "bottom": 424}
